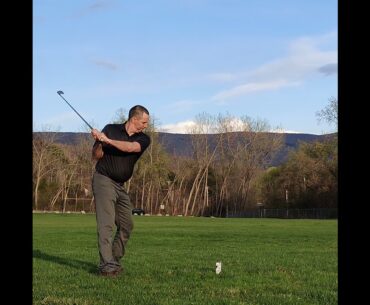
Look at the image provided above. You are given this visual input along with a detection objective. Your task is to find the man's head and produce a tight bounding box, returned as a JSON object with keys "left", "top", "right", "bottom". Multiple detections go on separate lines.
{"left": 128, "top": 105, "right": 150, "bottom": 133}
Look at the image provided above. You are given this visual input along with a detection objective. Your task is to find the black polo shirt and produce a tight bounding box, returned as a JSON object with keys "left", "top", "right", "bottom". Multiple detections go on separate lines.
{"left": 95, "top": 123, "right": 151, "bottom": 183}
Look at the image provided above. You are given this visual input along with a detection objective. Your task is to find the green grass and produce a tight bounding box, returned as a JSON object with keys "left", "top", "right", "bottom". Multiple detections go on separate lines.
{"left": 33, "top": 214, "right": 337, "bottom": 305}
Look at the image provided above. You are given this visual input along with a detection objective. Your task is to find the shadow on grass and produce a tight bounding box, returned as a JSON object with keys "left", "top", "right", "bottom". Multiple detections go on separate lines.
{"left": 33, "top": 249, "right": 97, "bottom": 275}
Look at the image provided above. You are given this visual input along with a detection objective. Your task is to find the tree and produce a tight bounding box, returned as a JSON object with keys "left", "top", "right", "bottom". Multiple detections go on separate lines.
{"left": 184, "top": 113, "right": 220, "bottom": 216}
{"left": 257, "top": 97, "right": 338, "bottom": 209}
{"left": 316, "top": 96, "right": 338, "bottom": 131}
{"left": 111, "top": 107, "right": 127, "bottom": 124}
{"left": 213, "top": 114, "right": 284, "bottom": 216}
{"left": 33, "top": 131, "right": 65, "bottom": 210}
{"left": 281, "top": 139, "right": 337, "bottom": 208}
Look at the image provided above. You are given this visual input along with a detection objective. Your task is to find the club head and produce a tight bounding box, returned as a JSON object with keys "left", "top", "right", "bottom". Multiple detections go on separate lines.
{"left": 57, "top": 90, "right": 64, "bottom": 95}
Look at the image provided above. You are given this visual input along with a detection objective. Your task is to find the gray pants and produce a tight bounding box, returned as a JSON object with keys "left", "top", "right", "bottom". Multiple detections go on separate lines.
{"left": 92, "top": 172, "right": 133, "bottom": 272}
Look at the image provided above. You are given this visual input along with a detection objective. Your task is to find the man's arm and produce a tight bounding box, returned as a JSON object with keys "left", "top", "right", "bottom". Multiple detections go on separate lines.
{"left": 91, "top": 128, "right": 143, "bottom": 153}
{"left": 104, "top": 138, "right": 141, "bottom": 153}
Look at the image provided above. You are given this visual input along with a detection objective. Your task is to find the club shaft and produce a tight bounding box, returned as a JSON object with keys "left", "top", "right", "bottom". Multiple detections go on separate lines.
{"left": 58, "top": 93, "right": 93, "bottom": 130}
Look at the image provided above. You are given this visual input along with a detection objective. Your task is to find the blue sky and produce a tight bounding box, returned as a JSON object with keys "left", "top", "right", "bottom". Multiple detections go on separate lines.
{"left": 33, "top": 0, "right": 337, "bottom": 134}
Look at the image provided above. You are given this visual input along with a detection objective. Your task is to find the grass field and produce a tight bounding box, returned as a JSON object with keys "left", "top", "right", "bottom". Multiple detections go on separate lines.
{"left": 33, "top": 214, "right": 337, "bottom": 305}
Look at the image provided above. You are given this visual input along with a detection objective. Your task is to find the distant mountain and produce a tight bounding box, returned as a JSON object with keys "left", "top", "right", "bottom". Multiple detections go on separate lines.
{"left": 157, "top": 132, "right": 334, "bottom": 165}
{"left": 33, "top": 131, "right": 335, "bottom": 166}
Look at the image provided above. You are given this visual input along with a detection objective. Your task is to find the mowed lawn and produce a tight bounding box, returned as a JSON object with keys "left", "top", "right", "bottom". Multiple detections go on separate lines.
{"left": 33, "top": 214, "right": 337, "bottom": 305}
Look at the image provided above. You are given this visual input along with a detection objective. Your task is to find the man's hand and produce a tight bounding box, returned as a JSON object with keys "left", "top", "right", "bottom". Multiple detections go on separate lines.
{"left": 91, "top": 128, "right": 110, "bottom": 144}
{"left": 91, "top": 128, "right": 101, "bottom": 141}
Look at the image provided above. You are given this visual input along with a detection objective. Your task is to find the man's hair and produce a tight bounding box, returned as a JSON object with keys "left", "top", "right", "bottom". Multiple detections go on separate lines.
{"left": 128, "top": 105, "right": 149, "bottom": 120}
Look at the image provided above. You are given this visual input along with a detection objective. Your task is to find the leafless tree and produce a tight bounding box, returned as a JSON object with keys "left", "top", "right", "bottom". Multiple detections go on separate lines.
{"left": 316, "top": 96, "right": 338, "bottom": 130}
{"left": 33, "top": 131, "right": 63, "bottom": 210}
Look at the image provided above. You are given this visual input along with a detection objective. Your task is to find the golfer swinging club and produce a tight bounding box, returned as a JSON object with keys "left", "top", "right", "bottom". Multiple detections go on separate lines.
{"left": 91, "top": 105, "right": 150, "bottom": 277}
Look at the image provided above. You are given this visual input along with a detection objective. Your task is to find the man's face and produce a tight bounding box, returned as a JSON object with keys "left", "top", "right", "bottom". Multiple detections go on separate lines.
{"left": 132, "top": 113, "right": 149, "bottom": 133}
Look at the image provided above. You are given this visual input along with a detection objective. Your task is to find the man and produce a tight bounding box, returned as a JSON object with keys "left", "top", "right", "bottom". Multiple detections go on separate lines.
{"left": 91, "top": 105, "right": 150, "bottom": 277}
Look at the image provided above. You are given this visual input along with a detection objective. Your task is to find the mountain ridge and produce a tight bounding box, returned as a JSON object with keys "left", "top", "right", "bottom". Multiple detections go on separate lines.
{"left": 33, "top": 131, "right": 335, "bottom": 166}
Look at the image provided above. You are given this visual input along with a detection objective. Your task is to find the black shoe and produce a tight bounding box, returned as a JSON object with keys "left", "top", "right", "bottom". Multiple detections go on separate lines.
{"left": 99, "top": 266, "right": 123, "bottom": 277}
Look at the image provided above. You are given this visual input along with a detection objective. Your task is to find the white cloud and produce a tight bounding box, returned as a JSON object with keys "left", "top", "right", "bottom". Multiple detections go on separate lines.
{"left": 159, "top": 120, "right": 196, "bottom": 133}
{"left": 271, "top": 128, "right": 302, "bottom": 134}
{"left": 251, "top": 36, "right": 337, "bottom": 81}
{"left": 159, "top": 119, "right": 303, "bottom": 134}
{"left": 222, "top": 117, "right": 245, "bottom": 131}
{"left": 211, "top": 32, "right": 337, "bottom": 103}
{"left": 212, "top": 79, "right": 300, "bottom": 101}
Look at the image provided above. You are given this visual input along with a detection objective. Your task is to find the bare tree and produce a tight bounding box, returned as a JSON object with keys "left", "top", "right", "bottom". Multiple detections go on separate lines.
{"left": 316, "top": 96, "right": 338, "bottom": 130}
{"left": 33, "top": 131, "right": 64, "bottom": 210}
{"left": 213, "top": 114, "right": 284, "bottom": 216}
{"left": 184, "top": 113, "right": 220, "bottom": 216}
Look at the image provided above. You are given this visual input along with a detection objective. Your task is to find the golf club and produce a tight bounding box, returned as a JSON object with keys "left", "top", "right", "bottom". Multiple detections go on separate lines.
{"left": 57, "top": 90, "right": 93, "bottom": 130}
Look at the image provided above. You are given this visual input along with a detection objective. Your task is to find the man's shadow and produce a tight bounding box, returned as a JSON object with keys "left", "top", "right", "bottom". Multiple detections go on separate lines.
{"left": 33, "top": 249, "right": 97, "bottom": 274}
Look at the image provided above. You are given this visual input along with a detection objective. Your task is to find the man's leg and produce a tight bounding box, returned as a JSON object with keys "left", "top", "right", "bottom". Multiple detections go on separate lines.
{"left": 92, "top": 172, "right": 121, "bottom": 273}
{"left": 112, "top": 187, "right": 134, "bottom": 263}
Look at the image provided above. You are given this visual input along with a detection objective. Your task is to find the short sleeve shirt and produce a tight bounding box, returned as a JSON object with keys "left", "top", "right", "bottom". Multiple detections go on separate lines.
{"left": 95, "top": 123, "right": 151, "bottom": 183}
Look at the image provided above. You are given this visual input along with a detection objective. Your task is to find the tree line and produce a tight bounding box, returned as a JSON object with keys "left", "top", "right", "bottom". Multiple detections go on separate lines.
{"left": 33, "top": 100, "right": 337, "bottom": 216}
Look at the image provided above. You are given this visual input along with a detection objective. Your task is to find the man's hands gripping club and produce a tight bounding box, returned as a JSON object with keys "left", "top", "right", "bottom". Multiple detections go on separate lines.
{"left": 91, "top": 128, "right": 110, "bottom": 145}
{"left": 91, "top": 129, "right": 108, "bottom": 160}
{"left": 91, "top": 128, "right": 142, "bottom": 162}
